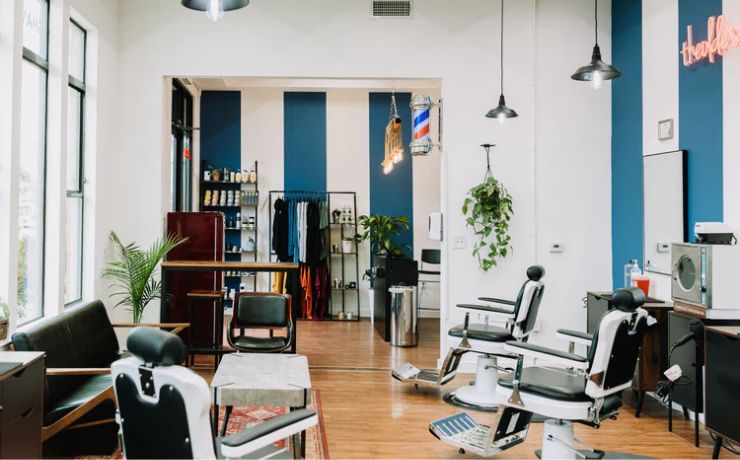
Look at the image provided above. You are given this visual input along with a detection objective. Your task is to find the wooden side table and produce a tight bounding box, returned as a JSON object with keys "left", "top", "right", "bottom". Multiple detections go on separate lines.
{"left": 0, "top": 351, "right": 45, "bottom": 458}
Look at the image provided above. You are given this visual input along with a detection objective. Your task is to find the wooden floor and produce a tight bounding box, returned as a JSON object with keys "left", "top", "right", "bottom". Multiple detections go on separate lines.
{"left": 196, "top": 318, "right": 737, "bottom": 459}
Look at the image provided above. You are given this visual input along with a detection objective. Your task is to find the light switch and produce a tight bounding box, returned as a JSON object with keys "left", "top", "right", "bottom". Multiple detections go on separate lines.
{"left": 454, "top": 235, "right": 467, "bottom": 250}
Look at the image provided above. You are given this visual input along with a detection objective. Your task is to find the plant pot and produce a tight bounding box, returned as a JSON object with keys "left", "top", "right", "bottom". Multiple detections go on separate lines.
{"left": 0, "top": 319, "right": 9, "bottom": 341}
{"left": 342, "top": 240, "right": 354, "bottom": 254}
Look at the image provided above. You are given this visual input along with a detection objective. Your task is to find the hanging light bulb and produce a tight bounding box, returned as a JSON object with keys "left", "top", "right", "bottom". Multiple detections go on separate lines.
{"left": 571, "top": 0, "right": 621, "bottom": 88}
{"left": 382, "top": 160, "right": 394, "bottom": 175}
{"left": 206, "top": 0, "right": 224, "bottom": 21}
{"left": 592, "top": 70, "right": 603, "bottom": 89}
{"left": 485, "top": 0, "right": 519, "bottom": 123}
{"left": 182, "top": 0, "right": 249, "bottom": 21}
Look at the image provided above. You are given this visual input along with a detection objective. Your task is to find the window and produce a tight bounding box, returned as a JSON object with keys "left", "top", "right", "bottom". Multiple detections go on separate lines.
{"left": 65, "top": 20, "right": 86, "bottom": 305}
{"left": 17, "top": 0, "right": 49, "bottom": 323}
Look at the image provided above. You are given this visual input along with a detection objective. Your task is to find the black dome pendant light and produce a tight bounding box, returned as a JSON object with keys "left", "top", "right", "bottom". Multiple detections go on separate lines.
{"left": 486, "top": 0, "right": 518, "bottom": 124}
{"left": 571, "top": 0, "right": 621, "bottom": 89}
{"left": 181, "top": 0, "right": 249, "bottom": 22}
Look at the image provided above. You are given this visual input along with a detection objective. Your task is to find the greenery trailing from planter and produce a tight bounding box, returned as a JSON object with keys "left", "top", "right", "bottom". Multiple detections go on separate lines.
{"left": 103, "top": 231, "right": 188, "bottom": 323}
{"left": 462, "top": 176, "right": 513, "bottom": 271}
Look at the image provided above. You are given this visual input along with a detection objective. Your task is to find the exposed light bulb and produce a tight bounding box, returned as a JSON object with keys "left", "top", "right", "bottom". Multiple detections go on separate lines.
{"left": 206, "top": 0, "right": 224, "bottom": 21}
{"left": 392, "top": 148, "right": 404, "bottom": 164}
{"left": 382, "top": 161, "right": 394, "bottom": 175}
{"left": 592, "top": 70, "right": 602, "bottom": 89}
{"left": 497, "top": 112, "right": 506, "bottom": 125}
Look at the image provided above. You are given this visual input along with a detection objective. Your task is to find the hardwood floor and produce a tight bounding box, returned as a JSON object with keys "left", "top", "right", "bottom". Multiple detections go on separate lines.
{"left": 196, "top": 318, "right": 737, "bottom": 459}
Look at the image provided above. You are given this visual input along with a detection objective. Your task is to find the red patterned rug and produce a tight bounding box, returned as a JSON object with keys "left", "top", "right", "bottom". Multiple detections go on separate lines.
{"left": 219, "top": 390, "right": 329, "bottom": 459}
{"left": 79, "top": 390, "right": 329, "bottom": 459}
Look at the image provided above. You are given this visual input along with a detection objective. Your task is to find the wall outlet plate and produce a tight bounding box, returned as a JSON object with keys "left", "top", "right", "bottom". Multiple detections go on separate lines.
{"left": 453, "top": 235, "right": 467, "bottom": 249}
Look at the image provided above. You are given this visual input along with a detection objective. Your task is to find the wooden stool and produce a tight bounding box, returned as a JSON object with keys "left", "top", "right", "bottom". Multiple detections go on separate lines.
{"left": 186, "top": 290, "right": 226, "bottom": 370}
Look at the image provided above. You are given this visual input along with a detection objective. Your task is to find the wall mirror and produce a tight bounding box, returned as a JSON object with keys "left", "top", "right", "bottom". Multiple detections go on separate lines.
{"left": 643, "top": 149, "right": 687, "bottom": 275}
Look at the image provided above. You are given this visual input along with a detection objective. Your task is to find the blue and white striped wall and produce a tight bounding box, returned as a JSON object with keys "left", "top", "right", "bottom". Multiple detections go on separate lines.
{"left": 611, "top": 0, "right": 740, "bottom": 296}
{"left": 201, "top": 88, "right": 441, "bottom": 314}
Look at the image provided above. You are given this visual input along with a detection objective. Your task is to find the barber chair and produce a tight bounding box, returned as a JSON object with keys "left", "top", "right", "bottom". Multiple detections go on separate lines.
{"left": 445, "top": 265, "right": 546, "bottom": 410}
{"left": 431, "top": 287, "right": 653, "bottom": 458}
{"left": 111, "top": 327, "right": 317, "bottom": 459}
{"left": 493, "top": 287, "right": 653, "bottom": 458}
{"left": 392, "top": 265, "right": 545, "bottom": 412}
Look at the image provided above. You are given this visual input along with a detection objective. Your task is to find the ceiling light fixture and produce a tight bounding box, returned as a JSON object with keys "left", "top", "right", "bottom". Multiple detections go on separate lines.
{"left": 181, "top": 0, "right": 249, "bottom": 22}
{"left": 571, "top": 0, "right": 621, "bottom": 89}
{"left": 486, "top": 0, "right": 518, "bottom": 124}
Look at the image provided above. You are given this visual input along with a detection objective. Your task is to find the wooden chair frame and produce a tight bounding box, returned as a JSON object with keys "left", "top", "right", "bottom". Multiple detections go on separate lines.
{"left": 39, "top": 322, "right": 189, "bottom": 442}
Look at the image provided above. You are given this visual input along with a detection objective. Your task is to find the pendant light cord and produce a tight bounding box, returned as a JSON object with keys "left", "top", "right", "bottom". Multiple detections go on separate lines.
{"left": 500, "top": 0, "right": 504, "bottom": 95}
{"left": 594, "top": 0, "right": 598, "bottom": 45}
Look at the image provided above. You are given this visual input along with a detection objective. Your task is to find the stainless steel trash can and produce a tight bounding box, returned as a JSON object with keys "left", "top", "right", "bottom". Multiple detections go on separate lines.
{"left": 389, "top": 285, "right": 417, "bottom": 347}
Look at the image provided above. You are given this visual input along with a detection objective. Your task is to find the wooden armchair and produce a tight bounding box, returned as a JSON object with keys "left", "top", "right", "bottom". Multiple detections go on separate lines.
{"left": 11, "top": 300, "right": 188, "bottom": 456}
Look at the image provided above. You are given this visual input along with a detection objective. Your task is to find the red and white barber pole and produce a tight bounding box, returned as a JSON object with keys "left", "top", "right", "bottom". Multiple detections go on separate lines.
{"left": 410, "top": 94, "right": 434, "bottom": 156}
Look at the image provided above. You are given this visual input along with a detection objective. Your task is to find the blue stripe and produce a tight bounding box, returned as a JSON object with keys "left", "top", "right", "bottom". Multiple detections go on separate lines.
{"left": 200, "top": 91, "right": 242, "bottom": 292}
{"left": 611, "top": 0, "right": 643, "bottom": 289}
{"left": 413, "top": 109, "right": 429, "bottom": 127}
{"left": 283, "top": 92, "right": 327, "bottom": 191}
{"left": 369, "top": 92, "right": 414, "bottom": 258}
{"left": 679, "top": 0, "right": 723, "bottom": 239}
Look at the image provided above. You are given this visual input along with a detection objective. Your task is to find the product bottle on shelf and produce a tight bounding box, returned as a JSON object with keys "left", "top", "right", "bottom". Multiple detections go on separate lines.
{"left": 235, "top": 212, "right": 241, "bottom": 229}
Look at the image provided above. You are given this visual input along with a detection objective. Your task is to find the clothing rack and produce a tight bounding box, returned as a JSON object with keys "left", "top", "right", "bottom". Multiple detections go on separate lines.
{"left": 268, "top": 190, "right": 360, "bottom": 321}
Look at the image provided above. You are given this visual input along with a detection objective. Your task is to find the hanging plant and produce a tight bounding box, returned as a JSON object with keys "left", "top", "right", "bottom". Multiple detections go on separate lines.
{"left": 462, "top": 144, "right": 514, "bottom": 271}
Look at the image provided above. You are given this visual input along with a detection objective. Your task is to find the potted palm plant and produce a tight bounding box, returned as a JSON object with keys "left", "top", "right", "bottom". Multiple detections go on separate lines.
{"left": 103, "top": 231, "right": 188, "bottom": 323}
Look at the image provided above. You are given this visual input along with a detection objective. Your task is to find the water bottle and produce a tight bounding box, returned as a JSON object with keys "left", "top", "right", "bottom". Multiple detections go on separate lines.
{"left": 624, "top": 259, "right": 640, "bottom": 287}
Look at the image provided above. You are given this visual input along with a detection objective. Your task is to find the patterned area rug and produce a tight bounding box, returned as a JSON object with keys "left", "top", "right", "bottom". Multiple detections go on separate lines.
{"left": 220, "top": 390, "right": 329, "bottom": 459}
{"left": 79, "top": 390, "right": 329, "bottom": 459}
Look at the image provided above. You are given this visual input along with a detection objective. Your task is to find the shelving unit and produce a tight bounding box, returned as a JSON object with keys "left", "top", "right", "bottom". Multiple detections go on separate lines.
{"left": 267, "top": 190, "right": 360, "bottom": 321}
{"left": 200, "top": 161, "right": 260, "bottom": 306}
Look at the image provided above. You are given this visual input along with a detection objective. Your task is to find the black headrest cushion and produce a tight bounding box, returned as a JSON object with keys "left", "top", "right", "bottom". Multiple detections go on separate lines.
{"left": 127, "top": 327, "right": 186, "bottom": 366}
{"left": 611, "top": 287, "right": 645, "bottom": 311}
{"left": 526, "top": 265, "right": 545, "bottom": 282}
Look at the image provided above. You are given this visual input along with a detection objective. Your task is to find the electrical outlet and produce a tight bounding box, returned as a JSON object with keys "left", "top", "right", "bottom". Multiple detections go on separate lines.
{"left": 550, "top": 243, "right": 564, "bottom": 253}
{"left": 454, "top": 235, "right": 467, "bottom": 250}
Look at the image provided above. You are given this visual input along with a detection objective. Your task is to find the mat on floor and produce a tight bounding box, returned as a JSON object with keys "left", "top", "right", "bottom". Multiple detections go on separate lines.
{"left": 78, "top": 390, "right": 329, "bottom": 459}
{"left": 220, "top": 390, "right": 329, "bottom": 459}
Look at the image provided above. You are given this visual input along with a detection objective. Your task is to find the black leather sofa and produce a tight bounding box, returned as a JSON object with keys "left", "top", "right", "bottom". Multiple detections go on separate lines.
{"left": 12, "top": 300, "right": 120, "bottom": 457}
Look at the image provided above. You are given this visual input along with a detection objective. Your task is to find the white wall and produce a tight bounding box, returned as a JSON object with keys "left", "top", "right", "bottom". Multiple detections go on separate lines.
{"left": 641, "top": 0, "right": 678, "bottom": 300}
{"left": 106, "top": 0, "right": 612, "bottom": 358}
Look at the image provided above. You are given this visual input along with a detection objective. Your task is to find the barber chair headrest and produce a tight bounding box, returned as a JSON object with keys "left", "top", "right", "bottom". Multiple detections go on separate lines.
{"left": 127, "top": 327, "right": 187, "bottom": 366}
{"left": 526, "top": 265, "right": 545, "bottom": 282}
{"left": 611, "top": 287, "right": 645, "bottom": 311}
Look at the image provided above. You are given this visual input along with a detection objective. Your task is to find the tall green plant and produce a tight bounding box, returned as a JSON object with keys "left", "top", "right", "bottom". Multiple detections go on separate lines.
{"left": 103, "top": 231, "right": 188, "bottom": 323}
{"left": 462, "top": 176, "right": 513, "bottom": 271}
{"left": 355, "top": 214, "right": 410, "bottom": 258}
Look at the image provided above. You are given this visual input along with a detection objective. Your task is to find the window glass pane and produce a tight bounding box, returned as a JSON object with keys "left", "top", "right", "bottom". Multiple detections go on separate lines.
{"left": 17, "top": 60, "right": 47, "bottom": 323}
{"left": 68, "top": 22, "right": 85, "bottom": 82}
{"left": 64, "top": 197, "right": 83, "bottom": 304}
{"left": 22, "top": 0, "right": 48, "bottom": 59}
{"left": 67, "top": 88, "right": 82, "bottom": 191}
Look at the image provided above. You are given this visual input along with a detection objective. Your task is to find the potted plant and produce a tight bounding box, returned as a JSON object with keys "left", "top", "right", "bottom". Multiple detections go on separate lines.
{"left": 0, "top": 298, "right": 8, "bottom": 341}
{"left": 103, "top": 231, "right": 188, "bottom": 323}
{"left": 462, "top": 175, "right": 513, "bottom": 271}
{"left": 355, "top": 214, "right": 410, "bottom": 260}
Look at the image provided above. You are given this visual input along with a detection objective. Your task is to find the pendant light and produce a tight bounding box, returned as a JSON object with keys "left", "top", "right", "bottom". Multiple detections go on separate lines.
{"left": 486, "top": 0, "right": 518, "bottom": 124}
{"left": 181, "top": 0, "right": 249, "bottom": 22}
{"left": 571, "top": 0, "right": 621, "bottom": 89}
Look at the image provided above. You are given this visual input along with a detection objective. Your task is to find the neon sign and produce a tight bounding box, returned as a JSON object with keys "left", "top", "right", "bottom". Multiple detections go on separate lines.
{"left": 681, "top": 15, "right": 740, "bottom": 66}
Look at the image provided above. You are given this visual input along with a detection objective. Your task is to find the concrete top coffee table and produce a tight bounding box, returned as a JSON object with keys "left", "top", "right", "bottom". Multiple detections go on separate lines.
{"left": 210, "top": 352, "right": 312, "bottom": 454}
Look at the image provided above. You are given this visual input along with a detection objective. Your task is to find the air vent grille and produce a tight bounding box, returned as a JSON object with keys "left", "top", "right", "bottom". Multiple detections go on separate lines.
{"left": 371, "top": 1, "right": 412, "bottom": 18}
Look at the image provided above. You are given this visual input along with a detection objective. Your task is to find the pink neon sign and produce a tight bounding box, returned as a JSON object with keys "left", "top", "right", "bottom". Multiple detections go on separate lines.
{"left": 681, "top": 15, "right": 740, "bottom": 66}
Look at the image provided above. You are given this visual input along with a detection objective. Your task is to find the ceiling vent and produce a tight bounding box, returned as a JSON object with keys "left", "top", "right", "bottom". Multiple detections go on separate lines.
{"left": 371, "top": 1, "right": 412, "bottom": 18}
